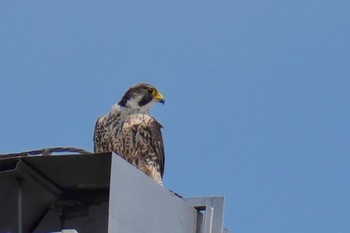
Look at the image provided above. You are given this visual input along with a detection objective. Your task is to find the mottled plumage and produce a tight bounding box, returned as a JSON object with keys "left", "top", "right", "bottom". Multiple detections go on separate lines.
{"left": 94, "top": 83, "right": 165, "bottom": 185}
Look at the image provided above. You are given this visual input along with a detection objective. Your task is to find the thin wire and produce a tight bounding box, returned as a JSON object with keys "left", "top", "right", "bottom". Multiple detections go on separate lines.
{"left": 0, "top": 147, "right": 91, "bottom": 159}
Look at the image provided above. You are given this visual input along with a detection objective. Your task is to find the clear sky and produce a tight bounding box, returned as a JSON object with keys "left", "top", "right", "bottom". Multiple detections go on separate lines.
{"left": 1, "top": 1, "right": 349, "bottom": 232}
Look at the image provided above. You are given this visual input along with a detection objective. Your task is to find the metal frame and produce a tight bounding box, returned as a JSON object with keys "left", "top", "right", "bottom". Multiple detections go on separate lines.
{"left": 184, "top": 197, "right": 226, "bottom": 233}
{"left": 0, "top": 153, "right": 229, "bottom": 233}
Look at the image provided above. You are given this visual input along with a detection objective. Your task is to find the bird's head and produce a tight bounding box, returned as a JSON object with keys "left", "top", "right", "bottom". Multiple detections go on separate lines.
{"left": 118, "top": 83, "right": 165, "bottom": 113}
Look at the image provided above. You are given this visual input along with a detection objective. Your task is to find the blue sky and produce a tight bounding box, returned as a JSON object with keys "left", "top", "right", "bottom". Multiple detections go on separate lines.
{"left": 1, "top": 1, "right": 349, "bottom": 232}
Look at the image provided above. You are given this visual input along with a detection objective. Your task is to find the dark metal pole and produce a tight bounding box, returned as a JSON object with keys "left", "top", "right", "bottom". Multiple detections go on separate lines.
{"left": 17, "top": 179, "right": 23, "bottom": 233}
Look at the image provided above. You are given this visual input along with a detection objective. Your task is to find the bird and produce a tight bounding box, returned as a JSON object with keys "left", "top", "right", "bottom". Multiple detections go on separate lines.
{"left": 93, "top": 83, "right": 165, "bottom": 185}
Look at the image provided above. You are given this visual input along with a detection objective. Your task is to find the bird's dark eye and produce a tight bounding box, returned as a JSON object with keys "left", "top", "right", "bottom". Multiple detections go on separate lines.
{"left": 147, "top": 88, "right": 153, "bottom": 94}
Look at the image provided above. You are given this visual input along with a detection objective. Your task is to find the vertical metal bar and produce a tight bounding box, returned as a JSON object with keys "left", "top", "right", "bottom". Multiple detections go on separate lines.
{"left": 17, "top": 179, "right": 23, "bottom": 233}
{"left": 184, "top": 197, "right": 225, "bottom": 233}
{"left": 194, "top": 206, "right": 214, "bottom": 233}
{"left": 203, "top": 206, "right": 213, "bottom": 233}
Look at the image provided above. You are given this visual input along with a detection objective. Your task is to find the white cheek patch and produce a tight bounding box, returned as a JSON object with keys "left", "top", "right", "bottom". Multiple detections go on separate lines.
{"left": 125, "top": 96, "right": 155, "bottom": 114}
{"left": 126, "top": 95, "right": 142, "bottom": 109}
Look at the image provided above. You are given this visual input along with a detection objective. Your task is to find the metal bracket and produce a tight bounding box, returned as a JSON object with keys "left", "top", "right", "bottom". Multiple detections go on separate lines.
{"left": 193, "top": 205, "right": 214, "bottom": 233}
{"left": 184, "top": 197, "right": 226, "bottom": 233}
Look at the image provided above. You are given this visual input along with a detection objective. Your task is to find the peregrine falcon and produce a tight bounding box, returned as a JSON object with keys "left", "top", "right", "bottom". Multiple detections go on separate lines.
{"left": 93, "top": 83, "right": 165, "bottom": 185}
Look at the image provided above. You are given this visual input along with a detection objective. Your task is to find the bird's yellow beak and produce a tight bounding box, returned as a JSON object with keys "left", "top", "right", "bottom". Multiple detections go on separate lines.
{"left": 153, "top": 91, "right": 165, "bottom": 104}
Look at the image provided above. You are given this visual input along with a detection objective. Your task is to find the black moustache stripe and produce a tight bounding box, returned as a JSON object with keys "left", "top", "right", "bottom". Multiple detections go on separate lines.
{"left": 138, "top": 94, "right": 153, "bottom": 107}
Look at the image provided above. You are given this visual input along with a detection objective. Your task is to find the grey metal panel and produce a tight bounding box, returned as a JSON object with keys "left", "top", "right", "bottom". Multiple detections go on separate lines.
{"left": 21, "top": 153, "right": 112, "bottom": 190}
{"left": 184, "top": 197, "right": 226, "bottom": 233}
{"left": 0, "top": 159, "right": 60, "bottom": 233}
{"left": 0, "top": 153, "right": 229, "bottom": 233}
{"left": 0, "top": 153, "right": 112, "bottom": 233}
{"left": 108, "top": 153, "right": 198, "bottom": 233}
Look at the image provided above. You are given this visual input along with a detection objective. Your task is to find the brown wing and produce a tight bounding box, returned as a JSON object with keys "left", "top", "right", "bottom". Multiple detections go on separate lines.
{"left": 148, "top": 118, "right": 165, "bottom": 177}
{"left": 93, "top": 116, "right": 105, "bottom": 153}
{"left": 122, "top": 114, "right": 165, "bottom": 178}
